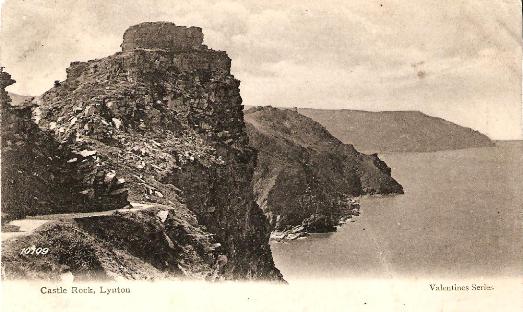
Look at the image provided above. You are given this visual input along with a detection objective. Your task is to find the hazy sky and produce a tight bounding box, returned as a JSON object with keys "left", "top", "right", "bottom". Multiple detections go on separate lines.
{"left": 0, "top": 0, "right": 521, "bottom": 139}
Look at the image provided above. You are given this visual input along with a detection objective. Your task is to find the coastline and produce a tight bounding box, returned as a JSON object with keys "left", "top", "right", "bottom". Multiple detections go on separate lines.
{"left": 270, "top": 197, "right": 361, "bottom": 241}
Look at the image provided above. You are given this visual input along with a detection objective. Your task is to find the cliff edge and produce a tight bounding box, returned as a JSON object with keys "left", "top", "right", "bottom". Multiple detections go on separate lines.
{"left": 245, "top": 106, "right": 403, "bottom": 236}
{"left": 1, "top": 22, "right": 281, "bottom": 281}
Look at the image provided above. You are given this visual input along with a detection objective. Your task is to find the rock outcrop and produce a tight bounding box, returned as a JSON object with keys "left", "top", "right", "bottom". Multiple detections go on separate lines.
{"left": 297, "top": 108, "right": 495, "bottom": 153}
{"left": 1, "top": 68, "right": 129, "bottom": 223}
{"left": 244, "top": 106, "right": 403, "bottom": 234}
{"left": 1, "top": 22, "right": 282, "bottom": 281}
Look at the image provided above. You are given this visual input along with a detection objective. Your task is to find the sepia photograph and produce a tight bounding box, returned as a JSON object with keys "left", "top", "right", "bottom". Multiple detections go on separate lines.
{"left": 0, "top": 0, "right": 521, "bottom": 311}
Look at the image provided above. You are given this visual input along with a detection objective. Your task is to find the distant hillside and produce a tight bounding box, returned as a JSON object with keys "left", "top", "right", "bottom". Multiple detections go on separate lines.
{"left": 7, "top": 92, "right": 34, "bottom": 106}
{"left": 245, "top": 106, "right": 403, "bottom": 234}
{"left": 297, "top": 108, "right": 495, "bottom": 153}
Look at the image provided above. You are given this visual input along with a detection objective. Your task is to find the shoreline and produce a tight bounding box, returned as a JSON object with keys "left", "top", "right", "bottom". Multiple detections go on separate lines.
{"left": 270, "top": 198, "right": 361, "bottom": 241}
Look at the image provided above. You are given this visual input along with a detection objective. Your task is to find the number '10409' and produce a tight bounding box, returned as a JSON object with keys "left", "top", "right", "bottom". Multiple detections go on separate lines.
{"left": 20, "top": 246, "right": 49, "bottom": 255}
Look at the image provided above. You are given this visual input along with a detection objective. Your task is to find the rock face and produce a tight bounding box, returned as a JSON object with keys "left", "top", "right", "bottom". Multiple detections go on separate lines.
{"left": 0, "top": 68, "right": 15, "bottom": 108}
{"left": 1, "top": 22, "right": 281, "bottom": 281}
{"left": 245, "top": 106, "right": 403, "bottom": 233}
{"left": 1, "top": 68, "right": 129, "bottom": 222}
{"left": 298, "top": 108, "right": 495, "bottom": 153}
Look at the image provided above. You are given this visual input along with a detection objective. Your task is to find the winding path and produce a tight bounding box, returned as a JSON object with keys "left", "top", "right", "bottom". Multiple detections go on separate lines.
{"left": 1, "top": 203, "right": 157, "bottom": 242}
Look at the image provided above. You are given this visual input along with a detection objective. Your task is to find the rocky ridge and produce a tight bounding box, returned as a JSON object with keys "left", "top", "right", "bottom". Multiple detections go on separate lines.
{"left": 1, "top": 22, "right": 281, "bottom": 281}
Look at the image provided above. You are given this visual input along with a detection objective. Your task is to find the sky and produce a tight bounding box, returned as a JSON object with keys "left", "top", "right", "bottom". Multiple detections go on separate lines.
{"left": 0, "top": 0, "right": 521, "bottom": 139}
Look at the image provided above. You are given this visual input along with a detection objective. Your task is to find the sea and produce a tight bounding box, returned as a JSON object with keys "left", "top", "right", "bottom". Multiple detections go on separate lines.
{"left": 270, "top": 141, "right": 523, "bottom": 281}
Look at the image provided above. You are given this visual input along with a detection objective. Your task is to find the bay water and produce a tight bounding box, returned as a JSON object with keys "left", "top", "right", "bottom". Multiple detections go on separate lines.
{"left": 271, "top": 141, "right": 523, "bottom": 281}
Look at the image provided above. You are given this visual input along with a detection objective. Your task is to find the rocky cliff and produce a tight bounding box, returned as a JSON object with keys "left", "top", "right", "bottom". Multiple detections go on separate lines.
{"left": 1, "top": 22, "right": 281, "bottom": 281}
{"left": 1, "top": 69, "right": 129, "bottom": 222}
{"left": 298, "top": 108, "right": 495, "bottom": 153}
{"left": 245, "top": 106, "right": 403, "bottom": 235}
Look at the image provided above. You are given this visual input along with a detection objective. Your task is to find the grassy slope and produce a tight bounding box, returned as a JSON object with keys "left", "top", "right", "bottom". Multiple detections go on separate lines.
{"left": 1, "top": 205, "right": 217, "bottom": 280}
